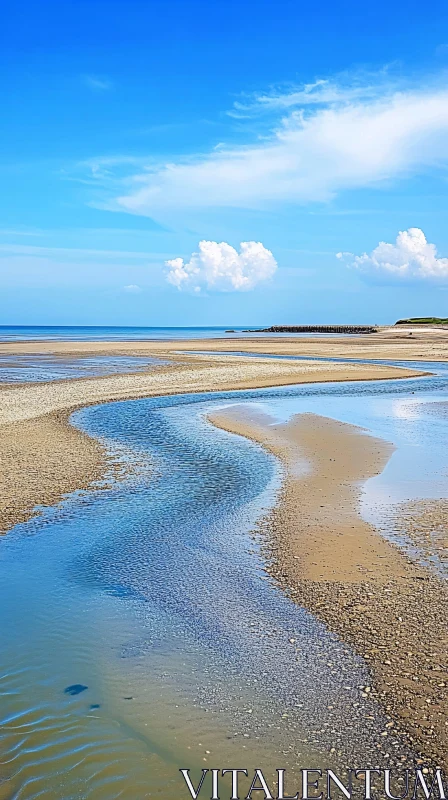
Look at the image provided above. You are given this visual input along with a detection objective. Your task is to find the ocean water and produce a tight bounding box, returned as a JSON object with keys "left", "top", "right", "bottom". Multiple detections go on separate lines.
{"left": 0, "top": 325, "right": 358, "bottom": 342}
{"left": 1, "top": 362, "right": 447, "bottom": 798}
{"left": 0, "top": 326, "right": 248, "bottom": 342}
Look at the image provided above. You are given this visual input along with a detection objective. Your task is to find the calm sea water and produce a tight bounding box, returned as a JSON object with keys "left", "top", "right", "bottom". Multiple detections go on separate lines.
{"left": 0, "top": 325, "right": 356, "bottom": 342}
{"left": 1, "top": 361, "right": 447, "bottom": 798}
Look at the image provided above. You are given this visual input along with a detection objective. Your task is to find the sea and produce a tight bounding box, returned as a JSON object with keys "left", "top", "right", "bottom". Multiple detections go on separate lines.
{"left": 0, "top": 325, "right": 355, "bottom": 342}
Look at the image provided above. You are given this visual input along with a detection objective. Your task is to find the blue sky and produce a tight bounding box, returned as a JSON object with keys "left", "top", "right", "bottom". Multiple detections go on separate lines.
{"left": 2, "top": 0, "right": 448, "bottom": 325}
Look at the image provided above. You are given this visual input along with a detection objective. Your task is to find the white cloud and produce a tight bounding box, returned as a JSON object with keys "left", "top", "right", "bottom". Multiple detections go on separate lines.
{"left": 165, "top": 241, "right": 277, "bottom": 293}
{"left": 83, "top": 74, "right": 113, "bottom": 91}
{"left": 103, "top": 74, "right": 448, "bottom": 216}
{"left": 338, "top": 228, "right": 448, "bottom": 281}
{"left": 123, "top": 284, "right": 142, "bottom": 293}
{"left": 229, "top": 71, "right": 395, "bottom": 115}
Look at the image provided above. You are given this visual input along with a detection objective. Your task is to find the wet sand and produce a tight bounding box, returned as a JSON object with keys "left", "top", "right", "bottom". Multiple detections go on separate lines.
{"left": 0, "top": 352, "right": 421, "bottom": 533}
{"left": 209, "top": 407, "right": 448, "bottom": 767}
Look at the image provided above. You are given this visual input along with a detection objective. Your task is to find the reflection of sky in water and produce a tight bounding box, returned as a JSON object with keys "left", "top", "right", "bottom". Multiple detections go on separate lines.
{"left": 254, "top": 391, "right": 448, "bottom": 506}
{"left": 208, "top": 379, "right": 447, "bottom": 522}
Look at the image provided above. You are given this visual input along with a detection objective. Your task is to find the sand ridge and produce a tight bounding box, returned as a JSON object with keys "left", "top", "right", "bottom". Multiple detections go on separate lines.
{"left": 209, "top": 408, "right": 408, "bottom": 582}
{"left": 0, "top": 354, "right": 422, "bottom": 424}
{"left": 209, "top": 407, "right": 448, "bottom": 767}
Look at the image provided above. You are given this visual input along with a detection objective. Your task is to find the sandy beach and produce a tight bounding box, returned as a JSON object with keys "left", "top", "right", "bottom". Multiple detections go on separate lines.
{"left": 0, "top": 348, "right": 422, "bottom": 533}
{"left": 209, "top": 407, "right": 448, "bottom": 767}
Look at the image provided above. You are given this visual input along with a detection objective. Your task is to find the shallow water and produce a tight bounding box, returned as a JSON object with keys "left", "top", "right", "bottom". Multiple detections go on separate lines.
{"left": 0, "top": 353, "right": 169, "bottom": 383}
{"left": 1, "top": 361, "right": 447, "bottom": 798}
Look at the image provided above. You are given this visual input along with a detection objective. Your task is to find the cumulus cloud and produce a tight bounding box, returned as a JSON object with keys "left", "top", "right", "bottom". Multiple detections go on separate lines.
{"left": 165, "top": 241, "right": 277, "bottom": 293}
{"left": 338, "top": 228, "right": 448, "bottom": 281}
{"left": 102, "top": 73, "right": 448, "bottom": 216}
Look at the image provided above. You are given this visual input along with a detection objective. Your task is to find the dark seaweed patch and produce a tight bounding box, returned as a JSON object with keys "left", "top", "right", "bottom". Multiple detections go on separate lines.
{"left": 64, "top": 684, "right": 88, "bottom": 696}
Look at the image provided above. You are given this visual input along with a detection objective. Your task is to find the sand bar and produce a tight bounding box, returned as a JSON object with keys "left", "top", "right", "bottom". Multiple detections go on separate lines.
{"left": 209, "top": 406, "right": 448, "bottom": 767}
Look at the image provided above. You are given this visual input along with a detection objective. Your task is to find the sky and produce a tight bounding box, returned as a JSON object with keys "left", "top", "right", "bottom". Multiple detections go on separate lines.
{"left": 2, "top": 0, "right": 448, "bottom": 326}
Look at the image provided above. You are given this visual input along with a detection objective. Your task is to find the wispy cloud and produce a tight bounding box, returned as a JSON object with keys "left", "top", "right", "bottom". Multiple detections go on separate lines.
{"left": 228, "top": 68, "right": 397, "bottom": 116}
{"left": 0, "top": 243, "right": 172, "bottom": 261}
{"left": 0, "top": 228, "right": 45, "bottom": 237}
{"left": 338, "top": 228, "right": 448, "bottom": 282}
{"left": 166, "top": 241, "right": 277, "bottom": 293}
{"left": 85, "top": 70, "right": 448, "bottom": 218}
{"left": 83, "top": 74, "right": 113, "bottom": 92}
{"left": 71, "top": 155, "right": 149, "bottom": 186}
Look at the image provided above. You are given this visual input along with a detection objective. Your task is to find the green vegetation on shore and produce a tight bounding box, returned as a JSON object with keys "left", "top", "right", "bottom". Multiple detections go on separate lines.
{"left": 395, "top": 317, "right": 448, "bottom": 325}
